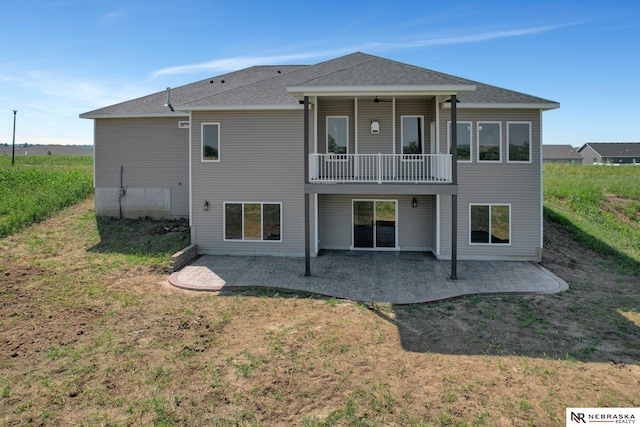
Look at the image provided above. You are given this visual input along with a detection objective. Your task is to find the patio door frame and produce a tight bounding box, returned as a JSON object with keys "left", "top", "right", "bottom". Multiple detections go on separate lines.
{"left": 351, "top": 199, "right": 399, "bottom": 251}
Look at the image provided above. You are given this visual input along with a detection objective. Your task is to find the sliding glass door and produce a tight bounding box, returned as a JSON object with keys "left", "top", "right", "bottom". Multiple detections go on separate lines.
{"left": 353, "top": 200, "right": 397, "bottom": 249}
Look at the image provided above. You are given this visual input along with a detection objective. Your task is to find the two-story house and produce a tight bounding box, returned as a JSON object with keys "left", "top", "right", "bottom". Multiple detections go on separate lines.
{"left": 80, "top": 52, "right": 559, "bottom": 275}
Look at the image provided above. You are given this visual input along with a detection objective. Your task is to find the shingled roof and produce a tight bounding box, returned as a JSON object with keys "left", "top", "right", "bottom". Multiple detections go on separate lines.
{"left": 81, "top": 52, "right": 558, "bottom": 118}
{"left": 543, "top": 145, "right": 583, "bottom": 161}
{"left": 578, "top": 143, "right": 640, "bottom": 158}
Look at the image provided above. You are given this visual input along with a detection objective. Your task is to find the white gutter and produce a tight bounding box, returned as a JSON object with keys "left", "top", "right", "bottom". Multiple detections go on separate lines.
{"left": 79, "top": 112, "right": 189, "bottom": 119}
{"left": 442, "top": 102, "right": 560, "bottom": 110}
{"left": 175, "top": 104, "right": 308, "bottom": 112}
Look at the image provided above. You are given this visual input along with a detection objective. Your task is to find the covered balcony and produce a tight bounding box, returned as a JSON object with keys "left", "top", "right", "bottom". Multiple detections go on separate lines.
{"left": 309, "top": 153, "right": 452, "bottom": 184}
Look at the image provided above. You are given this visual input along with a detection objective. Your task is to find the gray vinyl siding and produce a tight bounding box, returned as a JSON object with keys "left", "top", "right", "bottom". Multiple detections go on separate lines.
{"left": 578, "top": 145, "right": 600, "bottom": 164}
{"left": 395, "top": 98, "right": 434, "bottom": 154}
{"left": 316, "top": 98, "right": 437, "bottom": 156}
{"left": 357, "top": 100, "right": 393, "bottom": 154}
{"left": 94, "top": 117, "right": 189, "bottom": 217}
{"left": 318, "top": 194, "right": 434, "bottom": 251}
{"left": 317, "top": 100, "right": 354, "bottom": 154}
{"left": 191, "top": 110, "right": 315, "bottom": 256}
{"left": 438, "top": 108, "right": 542, "bottom": 260}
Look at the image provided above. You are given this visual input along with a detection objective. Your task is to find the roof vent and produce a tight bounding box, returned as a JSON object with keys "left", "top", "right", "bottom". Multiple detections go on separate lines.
{"left": 221, "top": 79, "right": 225, "bottom": 83}
{"left": 165, "top": 87, "right": 174, "bottom": 112}
{"left": 277, "top": 70, "right": 281, "bottom": 73}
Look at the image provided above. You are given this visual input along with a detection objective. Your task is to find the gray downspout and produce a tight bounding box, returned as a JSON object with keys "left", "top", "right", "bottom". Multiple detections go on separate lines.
{"left": 304, "top": 96, "right": 311, "bottom": 276}
{"left": 450, "top": 95, "right": 458, "bottom": 280}
{"left": 118, "top": 165, "right": 126, "bottom": 220}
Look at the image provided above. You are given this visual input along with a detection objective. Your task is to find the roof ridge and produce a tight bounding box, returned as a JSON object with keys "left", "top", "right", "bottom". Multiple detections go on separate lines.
{"left": 174, "top": 65, "right": 305, "bottom": 106}
{"left": 292, "top": 52, "right": 379, "bottom": 86}
{"left": 81, "top": 65, "right": 304, "bottom": 116}
{"left": 178, "top": 52, "right": 379, "bottom": 107}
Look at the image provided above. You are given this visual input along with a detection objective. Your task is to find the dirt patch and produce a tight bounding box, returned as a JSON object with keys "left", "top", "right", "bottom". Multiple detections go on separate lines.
{"left": 604, "top": 193, "right": 640, "bottom": 223}
{"left": 0, "top": 198, "right": 638, "bottom": 425}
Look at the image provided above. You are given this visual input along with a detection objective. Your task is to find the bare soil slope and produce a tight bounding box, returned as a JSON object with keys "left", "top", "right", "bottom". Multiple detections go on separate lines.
{"left": 1, "top": 199, "right": 638, "bottom": 425}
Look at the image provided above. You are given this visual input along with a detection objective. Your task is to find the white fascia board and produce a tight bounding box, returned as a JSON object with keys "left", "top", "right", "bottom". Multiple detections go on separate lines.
{"left": 443, "top": 102, "right": 560, "bottom": 110}
{"left": 79, "top": 112, "right": 189, "bottom": 119}
{"left": 175, "top": 104, "right": 309, "bottom": 111}
{"left": 577, "top": 143, "right": 590, "bottom": 152}
{"left": 287, "top": 85, "right": 476, "bottom": 98}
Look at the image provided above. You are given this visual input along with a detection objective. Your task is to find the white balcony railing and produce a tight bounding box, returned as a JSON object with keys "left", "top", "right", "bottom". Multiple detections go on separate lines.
{"left": 309, "top": 153, "right": 452, "bottom": 184}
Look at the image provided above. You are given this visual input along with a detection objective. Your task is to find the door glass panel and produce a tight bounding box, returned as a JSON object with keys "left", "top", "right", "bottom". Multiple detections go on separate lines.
{"left": 402, "top": 117, "right": 422, "bottom": 154}
{"left": 327, "top": 117, "right": 348, "bottom": 154}
{"left": 353, "top": 201, "right": 373, "bottom": 248}
{"left": 375, "top": 201, "right": 396, "bottom": 248}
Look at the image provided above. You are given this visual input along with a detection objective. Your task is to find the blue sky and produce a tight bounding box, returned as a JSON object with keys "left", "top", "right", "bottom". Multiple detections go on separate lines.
{"left": 1, "top": 0, "right": 639, "bottom": 146}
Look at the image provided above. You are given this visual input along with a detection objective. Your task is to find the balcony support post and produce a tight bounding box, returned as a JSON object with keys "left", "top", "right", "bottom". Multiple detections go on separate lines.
{"left": 304, "top": 96, "right": 311, "bottom": 276}
{"left": 450, "top": 94, "right": 458, "bottom": 280}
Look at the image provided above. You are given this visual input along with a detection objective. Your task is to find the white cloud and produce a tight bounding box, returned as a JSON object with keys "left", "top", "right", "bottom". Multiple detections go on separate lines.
{"left": 151, "top": 23, "right": 575, "bottom": 77}
{"left": 1, "top": 69, "right": 150, "bottom": 109}
{"left": 370, "top": 24, "right": 574, "bottom": 50}
{"left": 150, "top": 48, "right": 355, "bottom": 77}
{"left": 99, "top": 9, "right": 127, "bottom": 25}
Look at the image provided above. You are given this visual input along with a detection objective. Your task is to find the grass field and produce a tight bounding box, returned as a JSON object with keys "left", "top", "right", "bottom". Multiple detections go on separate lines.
{"left": 0, "top": 155, "right": 93, "bottom": 238}
{"left": 543, "top": 163, "right": 640, "bottom": 274}
{"left": 0, "top": 160, "right": 638, "bottom": 425}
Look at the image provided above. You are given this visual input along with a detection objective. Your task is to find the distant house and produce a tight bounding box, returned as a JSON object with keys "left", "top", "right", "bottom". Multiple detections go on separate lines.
{"left": 578, "top": 143, "right": 640, "bottom": 165}
{"left": 543, "top": 145, "right": 583, "bottom": 164}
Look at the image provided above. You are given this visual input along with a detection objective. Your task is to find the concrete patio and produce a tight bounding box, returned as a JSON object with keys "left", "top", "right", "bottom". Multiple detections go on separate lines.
{"left": 169, "top": 251, "right": 568, "bottom": 304}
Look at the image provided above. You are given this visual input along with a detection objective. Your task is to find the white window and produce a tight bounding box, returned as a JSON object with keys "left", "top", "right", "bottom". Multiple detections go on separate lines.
{"left": 327, "top": 116, "right": 348, "bottom": 156}
{"left": 477, "top": 122, "right": 502, "bottom": 162}
{"left": 469, "top": 204, "right": 511, "bottom": 245}
{"left": 202, "top": 123, "right": 220, "bottom": 162}
{"left": 401, "top": 116, "right": 424, "bottom": 156}
{"left": 507, "top": 122, "right": 532, "bottom": 163}
{"left": 447, "top": 121, "right": 472, "bottom": 162}
{"left": 224, "top": 202, "right": 282, "bottom": 242}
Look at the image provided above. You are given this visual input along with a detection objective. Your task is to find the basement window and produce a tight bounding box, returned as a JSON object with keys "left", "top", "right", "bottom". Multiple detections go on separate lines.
{"left": 224, "top": 202, "right": 282, "bottom": 242}
{"left": 469, "top": 204, "right": 511, "bottom": 245}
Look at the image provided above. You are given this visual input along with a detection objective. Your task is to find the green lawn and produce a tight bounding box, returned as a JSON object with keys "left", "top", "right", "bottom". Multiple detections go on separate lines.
{"left": 544, "top": 163, "right": 640, "bottom": 274}
{"left": 0, "top": 155, "right": 93, "bottom": 238}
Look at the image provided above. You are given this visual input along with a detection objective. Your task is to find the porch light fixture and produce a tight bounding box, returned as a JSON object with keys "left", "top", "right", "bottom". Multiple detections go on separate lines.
{"left": 204, "top": 200, "right": 209, "bottom": 211}
{"left": 371, "top": 120, "right": 380, "bottom": 134}
{"left": 412, "top": 197, "right": 418, "bottom": 208}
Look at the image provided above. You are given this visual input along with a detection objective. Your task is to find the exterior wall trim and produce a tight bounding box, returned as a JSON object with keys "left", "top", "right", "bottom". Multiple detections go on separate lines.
{"left": 305, "top": 183, "right": 458, "bottom": 195}
{"left": 443, "top": 103, "right": 559, "bottom": 110}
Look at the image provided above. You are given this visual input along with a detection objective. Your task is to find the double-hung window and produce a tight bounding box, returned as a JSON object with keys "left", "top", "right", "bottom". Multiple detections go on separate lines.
{"left": 401, "top": 116, "right": 424, "bottom": 157}
{"left": 224, "top": 202, "right": 282, "bottom": 242}
{"left": 327, "top": 117, "right": 348, "bottom": 157}
{"left": 448, "top": 121, "right": 472, "bottom": 162}
{"left": 469, "top": 204, "right": 510, "bottom": 245}
{"left": 202, "top": 123, "right": 220, "bottom": 161}
{"left": 507, "top": 122, "right": 531, "bottom": 162}
{"left": 477, "top": 122, "right": 501, "bottom": 162}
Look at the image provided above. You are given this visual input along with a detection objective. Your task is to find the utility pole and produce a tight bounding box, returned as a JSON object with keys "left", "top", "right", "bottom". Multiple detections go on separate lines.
{"left": 11, "top": 110, "right": 17, "bottom": 166}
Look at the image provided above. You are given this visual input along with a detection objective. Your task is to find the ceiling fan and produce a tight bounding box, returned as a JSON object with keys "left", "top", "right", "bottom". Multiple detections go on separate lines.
{"left": 373, "top": 96, "right": 392, "bottom": 103}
